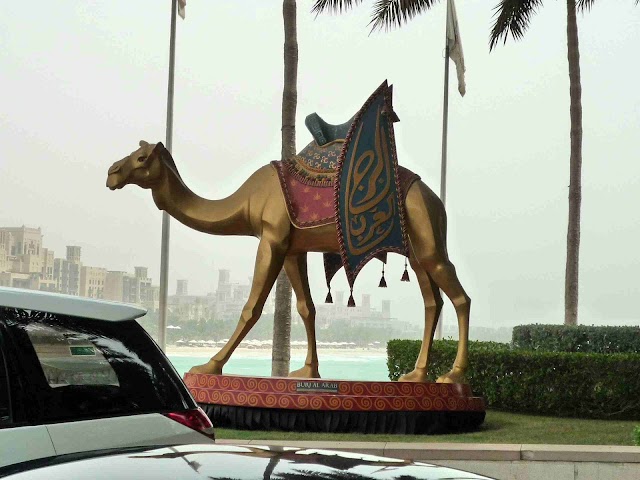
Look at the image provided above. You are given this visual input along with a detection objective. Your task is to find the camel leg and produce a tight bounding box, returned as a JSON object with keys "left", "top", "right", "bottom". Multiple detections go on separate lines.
{"left": 428, "top": 260, "right": 470, "bottom": 384}
{"left": 189, "top": 236, "right": 287, "bottom": 375}
{"left": 406, "top": 183, "right": 471, "bottom": 384}
{"left": 398, "top": 250, "right": 443, "bottom": 382}
{"left": 284, "top": 254, "right": 320, "bottom": 379}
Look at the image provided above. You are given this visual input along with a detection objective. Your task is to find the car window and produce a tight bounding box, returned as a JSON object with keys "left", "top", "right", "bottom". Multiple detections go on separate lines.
{"left": 0, "top": 307, "right": 193, "bottom": 424}
{"left": 24, "top": 323, "right": 120, "bottom": 388}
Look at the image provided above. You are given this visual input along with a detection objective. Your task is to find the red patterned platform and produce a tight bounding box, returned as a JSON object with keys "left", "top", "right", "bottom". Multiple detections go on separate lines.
{"left": 184, "top": 373, "right": 485, "bottom": 412}
{"left": 184, "top": 374, "right": 485, "bottom": 434}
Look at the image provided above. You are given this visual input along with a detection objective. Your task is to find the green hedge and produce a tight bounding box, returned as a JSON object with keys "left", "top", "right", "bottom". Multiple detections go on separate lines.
{"left": 634, "top": 426, "right": 640, "bottom": 446}
{"left": 512, "top": 324, "right": 640, "bottom": 354}
{"left": 387, "top": 339, "right": 640, "bottom": 420}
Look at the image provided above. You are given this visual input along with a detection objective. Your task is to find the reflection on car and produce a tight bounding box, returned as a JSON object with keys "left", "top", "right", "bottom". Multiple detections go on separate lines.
{"left": 0, "top": 444, "right": 495, "bottom": 479}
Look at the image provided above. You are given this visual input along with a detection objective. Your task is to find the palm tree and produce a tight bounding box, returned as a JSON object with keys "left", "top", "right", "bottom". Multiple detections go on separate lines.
{"left": 316, "top": 0, "right": 637, "bottom": 326}
{"left": 313, "top": 0, "right": 441, "bottom": 32}
{"left": 272, "top": 0, "right": 299, "bottom": 377}
{"left": 490, "top": 0, "right": 637, "bottom": 325}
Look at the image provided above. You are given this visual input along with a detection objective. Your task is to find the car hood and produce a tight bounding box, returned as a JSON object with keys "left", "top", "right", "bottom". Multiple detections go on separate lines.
{"left": 2, "top": 444, "right": 493, "bottom": 480}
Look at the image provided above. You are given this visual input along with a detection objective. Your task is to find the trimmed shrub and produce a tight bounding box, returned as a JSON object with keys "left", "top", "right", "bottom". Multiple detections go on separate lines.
{"left": 512, "top": 324, "right": 640, "bottom": 354}
{"left": 387, "top": 339, "right": 640, "bottom": 420}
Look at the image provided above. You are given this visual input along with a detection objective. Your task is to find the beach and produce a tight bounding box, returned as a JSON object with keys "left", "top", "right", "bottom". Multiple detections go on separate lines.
{"left": 166, "top": 346, "right": 387, "bottom": 358}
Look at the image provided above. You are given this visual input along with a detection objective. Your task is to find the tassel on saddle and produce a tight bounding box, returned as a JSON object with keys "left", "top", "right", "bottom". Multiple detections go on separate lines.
{"left": 401, "top": 258, "right": 410, "bottom": 282}
{"left": 378, "top": 264, "right": 387, "bottom": 288}
{"left": 325, "top": 288, "right": 333, "bottom": 304}
{"left": 347, "top": 290, "right": 356, "bottom": 308}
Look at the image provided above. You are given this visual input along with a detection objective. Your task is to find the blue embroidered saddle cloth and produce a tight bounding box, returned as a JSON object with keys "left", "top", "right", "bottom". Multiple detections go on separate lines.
{"left": 274, "top": 82, "right": 420, "bottom": 301}
{"left": 335, "top": 81, "right": 410, "bottom": 290}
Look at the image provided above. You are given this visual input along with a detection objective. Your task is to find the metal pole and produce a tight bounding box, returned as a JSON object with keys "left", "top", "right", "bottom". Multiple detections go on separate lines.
{"left": 158, "top": 0, "right": 178, "bottom": 352}
{"left": 440, "top": 45, "right": 450, "bottom": 208}
{"left": 435, "top": 39, "right": 450, "bottom": 341}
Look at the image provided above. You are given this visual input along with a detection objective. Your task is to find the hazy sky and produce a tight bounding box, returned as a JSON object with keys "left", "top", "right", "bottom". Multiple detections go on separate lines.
{"left": 1, "top": 1, "right": 639, "bottom": 330}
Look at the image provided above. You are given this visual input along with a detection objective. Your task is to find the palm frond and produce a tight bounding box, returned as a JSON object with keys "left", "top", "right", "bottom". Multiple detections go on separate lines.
{"left": 312, "top": 0, "right": 364, "bottom": 15}
{"left": 489, "top": 0, "right": 544, "bottom": 51}
{"left": 369, "top": 0, "right": 440, "bottom": 32}
{"left": 577, "top": 0, "right": 595, "bottom": 11}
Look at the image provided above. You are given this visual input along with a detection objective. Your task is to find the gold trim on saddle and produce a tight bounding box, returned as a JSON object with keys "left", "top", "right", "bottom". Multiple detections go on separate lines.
{"left": 283, "top": 139, "right": 343, "bottom": 187}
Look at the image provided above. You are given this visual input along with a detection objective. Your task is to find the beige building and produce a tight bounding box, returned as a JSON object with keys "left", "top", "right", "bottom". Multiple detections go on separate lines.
{"left": 0, "top": 226, "right": 42, "bottom": 258}
{"left": 80, "top": 266, "right": 107, "bottom": 299}
{"left": 104, "top": 268, "right": 158, "bottom": 311}
{"left": 41, "top": 248, "right": 55, "bottom": 281}
{"left": 0, "top": 226, "right": 43, "bottom": 275}
{"left": 0, "top": 231, "right": 9, "bottom": 272}
{"left": 0, "top": 226, "right": 159, "bottom": 308}
{"left": 0, "top": 226, "right": 52, "bottom": 290}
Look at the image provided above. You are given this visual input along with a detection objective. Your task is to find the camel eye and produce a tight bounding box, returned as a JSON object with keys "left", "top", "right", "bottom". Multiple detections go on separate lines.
{"left": 137, "top": 156, "right": 147, "bottom": 163}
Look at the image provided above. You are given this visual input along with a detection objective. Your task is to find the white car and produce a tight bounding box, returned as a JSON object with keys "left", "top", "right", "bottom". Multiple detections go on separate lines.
{"left": 0, "top": 287, "right": 215, "bottom": 468}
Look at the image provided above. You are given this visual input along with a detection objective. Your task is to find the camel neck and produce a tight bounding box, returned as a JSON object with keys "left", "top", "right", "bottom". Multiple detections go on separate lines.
{"left": 152, "top": 167, "right": 250, "bottom": 236}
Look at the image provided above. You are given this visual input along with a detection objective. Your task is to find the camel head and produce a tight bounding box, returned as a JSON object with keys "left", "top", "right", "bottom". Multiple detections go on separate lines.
{"left": 106, "top": 140, "right": 169, "bottom": 190}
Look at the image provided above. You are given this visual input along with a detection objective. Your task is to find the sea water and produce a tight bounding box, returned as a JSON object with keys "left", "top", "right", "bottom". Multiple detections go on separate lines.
{"left": 169, "top": 353, "right": 390, "bottom": 381}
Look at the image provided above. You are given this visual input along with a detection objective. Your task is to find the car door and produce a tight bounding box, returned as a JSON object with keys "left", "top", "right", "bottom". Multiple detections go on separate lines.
{"left": 0, "top": 323, "right": 57, "bottom": 468}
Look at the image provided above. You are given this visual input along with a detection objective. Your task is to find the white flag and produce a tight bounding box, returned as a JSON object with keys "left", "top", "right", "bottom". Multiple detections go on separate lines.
{"left": 178, "top": 0, "right": 186, "bottom": 19}
{"left": 446, "top": 0, "right": 465, "bottom": 96}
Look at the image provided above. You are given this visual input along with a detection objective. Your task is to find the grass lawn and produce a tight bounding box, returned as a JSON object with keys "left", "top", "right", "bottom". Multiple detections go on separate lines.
{"left": 215, "top": 410, "right": 639, "bottom": 446}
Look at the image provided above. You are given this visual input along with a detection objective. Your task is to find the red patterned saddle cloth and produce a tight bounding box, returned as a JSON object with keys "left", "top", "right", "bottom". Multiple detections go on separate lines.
{"left": 271, "top": 140, "right": 420, "bottom": 229}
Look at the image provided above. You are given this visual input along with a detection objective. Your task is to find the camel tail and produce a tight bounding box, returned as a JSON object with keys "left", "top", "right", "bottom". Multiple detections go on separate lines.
{"left": 439, "top": 200, "right": 449, "bottom": 259}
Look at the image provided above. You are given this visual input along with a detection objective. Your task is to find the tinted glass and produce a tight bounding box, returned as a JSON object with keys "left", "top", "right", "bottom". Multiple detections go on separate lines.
{"left": 24, "top": 323, "right": 120, "bottom": 388}
{"left": 1, "top": 308, "right": 193, "bottom": 424}
{"left": 0, "top": 337, "right": 9, "bottom": 426}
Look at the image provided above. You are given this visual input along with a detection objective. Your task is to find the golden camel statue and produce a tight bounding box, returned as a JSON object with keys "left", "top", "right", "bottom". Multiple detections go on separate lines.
{"left": 106, "top": 140, "right": 470, "bottom": 383}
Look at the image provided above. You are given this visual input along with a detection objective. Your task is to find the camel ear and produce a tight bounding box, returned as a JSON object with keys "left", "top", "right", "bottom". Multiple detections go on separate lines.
{"left": 151, "top": 142, "right": 166, "bottom": 160}
{"left": 139, "top": 140, "right": 150, "bottom": 147}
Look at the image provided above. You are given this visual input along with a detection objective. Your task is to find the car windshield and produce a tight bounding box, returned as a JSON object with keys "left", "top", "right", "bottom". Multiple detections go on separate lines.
{"left": 1, "top": 307, "right": 191, "bottom": 423}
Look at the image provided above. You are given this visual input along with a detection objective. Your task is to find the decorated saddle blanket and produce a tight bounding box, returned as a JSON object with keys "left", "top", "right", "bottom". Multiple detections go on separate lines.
{"left": 271, "top": 81, "right": 420, "bottom": 303}
{"left": 271, "top": 145, "right": 419, "bottom": 229}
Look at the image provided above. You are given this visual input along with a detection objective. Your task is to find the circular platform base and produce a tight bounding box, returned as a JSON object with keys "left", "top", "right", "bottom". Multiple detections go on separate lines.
{"left": 184, "top": 373, "right": 486, "bottom": 434}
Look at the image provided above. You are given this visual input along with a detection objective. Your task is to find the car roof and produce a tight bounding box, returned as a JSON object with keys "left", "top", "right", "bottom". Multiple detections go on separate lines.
{"left": 0, "top": 287, "right": 147, "bottom": 322}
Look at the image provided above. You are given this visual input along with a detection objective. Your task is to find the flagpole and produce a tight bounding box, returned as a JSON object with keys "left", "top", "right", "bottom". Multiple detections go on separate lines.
{"left": 158, "top": 0, "right": 178, "bottom": 352}
{"left": 435, "top": 7, "right": 451, "bottom": 342}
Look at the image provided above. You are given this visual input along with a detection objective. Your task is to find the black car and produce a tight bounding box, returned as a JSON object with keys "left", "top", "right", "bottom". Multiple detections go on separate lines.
{"left": 0, "top": 444, "right": 494, "bottom": 479}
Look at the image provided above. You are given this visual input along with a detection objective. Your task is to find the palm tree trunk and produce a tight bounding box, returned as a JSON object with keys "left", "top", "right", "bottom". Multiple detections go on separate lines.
{"left": 272, "top": 0, "right": 298, "bottom": 377}
{"left": 564, "top": 0, "right": 582, "bottom": 326}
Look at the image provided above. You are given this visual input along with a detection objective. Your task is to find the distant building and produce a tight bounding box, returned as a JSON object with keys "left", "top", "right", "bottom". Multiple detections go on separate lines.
{"left": 0, "top": 226, "right": 160, "bottom": 310}
{"left": 103, "top": 268, "right": 157, "bottom": 310}
{"left": 168, "top": 294, "right": 214, "bottom": 322}
{"left": 66, "top": 246, "right": 82, "bottom": 264}
{"left": 80, "top": 266, "right": 106, "bottom": 299}
{"left": 53, "top": 246, "right": 82, "bottom": 296}
{"left": 0, "top": 227, "right": 58, "bottom": 291}
{"left": 176, "top": 279, "right": 188, "bottom": 296}
{"left": 211, "top": 269, "right": 273, "bottom": 321}
{"left": 316, "top": 292, "right": 395, "bottom": 329}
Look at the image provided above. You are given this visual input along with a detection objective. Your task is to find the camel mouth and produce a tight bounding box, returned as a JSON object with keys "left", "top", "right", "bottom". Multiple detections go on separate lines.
{"left": 106, "top": 175, "right": 124, "bottom": 190}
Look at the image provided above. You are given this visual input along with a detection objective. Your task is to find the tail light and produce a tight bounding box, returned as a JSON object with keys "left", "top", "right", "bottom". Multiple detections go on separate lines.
{"left": 164, "top": 407, "right": 215, "bottom": 440}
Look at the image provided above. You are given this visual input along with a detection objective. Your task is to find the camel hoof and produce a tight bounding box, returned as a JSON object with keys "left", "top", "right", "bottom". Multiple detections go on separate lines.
{"left": 436, "top": 366, "right": 468, "bottom": 384}
{"left": 288, "top": 364, "right": 320, "bottom": 379}
{"left": 189, "top": 360, "right": 223, "bottom": 375}
{"left": 398, "top": 368, "right": 428, "bottom": 382}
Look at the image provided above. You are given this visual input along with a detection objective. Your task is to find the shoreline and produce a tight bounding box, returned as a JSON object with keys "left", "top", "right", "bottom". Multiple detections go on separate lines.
{"left": 166, "top": 346, "right": 387, "bottom": 358}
